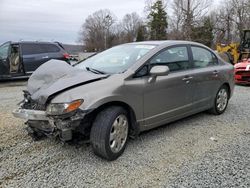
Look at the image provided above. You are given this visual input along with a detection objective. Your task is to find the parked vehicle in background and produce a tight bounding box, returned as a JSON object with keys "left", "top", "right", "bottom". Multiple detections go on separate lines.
{"left": 234, "top": 58, "right": 250, "bottom": 84}
{"left": 13, "top": 41, "right": 235, "bottom": 161}
{"left": 0, "top": 41, "right": 70, "bottom": 80}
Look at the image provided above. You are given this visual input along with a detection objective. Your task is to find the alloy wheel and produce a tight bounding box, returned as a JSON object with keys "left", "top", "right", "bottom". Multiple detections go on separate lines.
{"left": 216, "top": 88, "right": 228, "bottom": 112}
{"left": 109, "top": 114, "right": 128, "bottom": 153}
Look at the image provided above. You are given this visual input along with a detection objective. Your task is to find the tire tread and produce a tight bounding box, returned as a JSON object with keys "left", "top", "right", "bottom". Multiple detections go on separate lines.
{"left": 90, "top": 106, "right": 128, "bottom": 160}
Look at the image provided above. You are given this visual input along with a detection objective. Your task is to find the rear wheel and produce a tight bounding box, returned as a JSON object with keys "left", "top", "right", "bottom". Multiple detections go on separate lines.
{"left": 90, "top": 106, "right": 129, "bottom": 161}
{"left": 209, "top": 85, "right": 229, "bottom": 115}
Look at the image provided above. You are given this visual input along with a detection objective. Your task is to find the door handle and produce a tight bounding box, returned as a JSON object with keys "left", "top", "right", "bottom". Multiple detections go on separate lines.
{"left": 212, "top": 70, "right": 219, "bottom": 77}
{"left": 213, "top": 70, "right": 219, "bottom": 74}
{"left": 182, "top": 76, "right": 193, "bottom": 81}
{"left": 42, "top": 56, "right": 49, "bottom": 59}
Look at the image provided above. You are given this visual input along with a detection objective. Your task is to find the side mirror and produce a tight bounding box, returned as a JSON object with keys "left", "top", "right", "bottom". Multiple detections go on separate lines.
{"left": 150, "top": 65, "right": 170, "bottom": 77}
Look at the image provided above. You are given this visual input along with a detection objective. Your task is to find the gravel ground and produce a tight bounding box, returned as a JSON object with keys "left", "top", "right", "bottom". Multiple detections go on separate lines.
{"left": 167, "top": 134, "right": 250, "bottom": 188}
{"left": 0, "top": 81, "right": 249, "bottom": 188}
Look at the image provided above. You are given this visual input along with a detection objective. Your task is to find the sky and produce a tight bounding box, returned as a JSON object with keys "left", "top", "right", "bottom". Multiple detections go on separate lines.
{"left": 0, "top": 0, "right": 221, "bottom": 45}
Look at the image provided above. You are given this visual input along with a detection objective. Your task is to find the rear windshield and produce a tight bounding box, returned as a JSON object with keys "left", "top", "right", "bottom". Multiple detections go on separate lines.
{"left": 21, "top": 43, "right": 60, "bottom": 55}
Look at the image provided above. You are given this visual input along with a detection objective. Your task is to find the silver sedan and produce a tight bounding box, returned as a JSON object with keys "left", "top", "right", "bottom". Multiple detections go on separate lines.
{"left": 13, "top": 41, "right": 235, "bottom": 160}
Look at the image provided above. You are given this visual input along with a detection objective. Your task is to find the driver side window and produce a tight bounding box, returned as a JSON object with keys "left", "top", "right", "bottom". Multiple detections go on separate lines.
{"left": 149, "top": 46, "right": 190, "bottom": 72}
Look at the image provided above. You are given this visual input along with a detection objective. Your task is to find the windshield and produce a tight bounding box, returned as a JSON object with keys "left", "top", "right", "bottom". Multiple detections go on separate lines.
{"left": 75, "top": 44, "right": 156, "bottom": 74}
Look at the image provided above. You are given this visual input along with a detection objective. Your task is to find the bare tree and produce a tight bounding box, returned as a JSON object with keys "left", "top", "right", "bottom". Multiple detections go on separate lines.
{"left": 211, "top": 0, "right": 250, "bottom": 44}
{"left": 211, "top": 4, "right": 234, "bottom": 44}
{"left": 230, "top": 0, "right": 250, "bottom": 40}
{"left": 122, "top": 12, "right": 142, "bottom": 42}
{"left": 169, "top": 0, "right": 185, "bottom": 39}
{"left": 78, "top": 9, "right": 116, "bottom": 51}
{"left": 171, "top": 0, "right": 184, "bottom": 32}
{"left": 171, "top": 0, "right": 212, "bottom": 40}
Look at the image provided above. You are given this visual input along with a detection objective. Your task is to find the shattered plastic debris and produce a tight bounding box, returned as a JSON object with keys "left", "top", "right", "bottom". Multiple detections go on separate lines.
{"left": 210, "top": 137, "right": 218, "bottom": 142}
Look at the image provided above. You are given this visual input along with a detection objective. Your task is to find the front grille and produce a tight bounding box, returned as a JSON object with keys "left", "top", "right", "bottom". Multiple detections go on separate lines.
{"left": 235, "top": 71, "right": 250, "bottom": 76}
{"left": 22, "top": 91, "right": 46, "bottom": 111}
{"left": 241, "top": 77, "right": 250, "bottom": 81}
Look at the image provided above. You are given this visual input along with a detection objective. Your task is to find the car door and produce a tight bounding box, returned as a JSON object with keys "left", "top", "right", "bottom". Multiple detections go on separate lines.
{"left": 142, "top": 45, "right": 195, "bottom": 129}
{"left": 0, "top": 42, "right": 11, "bottom": 76}
{"left": 190, "top": 45, "right": 222, "bottom": 110}
{"left": 21, "top": 43, "right": 49, "bottom": 74}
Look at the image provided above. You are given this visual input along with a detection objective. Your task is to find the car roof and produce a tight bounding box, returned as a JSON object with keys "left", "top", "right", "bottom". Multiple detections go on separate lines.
{"left": 127, "top": 40, "right": 207, "bottom": 47}
{"left": 10, "top": 41, "right": 60, "bottom": 45}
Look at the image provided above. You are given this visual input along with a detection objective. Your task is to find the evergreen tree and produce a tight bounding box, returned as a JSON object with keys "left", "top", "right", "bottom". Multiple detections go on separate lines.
{"left": 148, "top": 0, "right": 168, "bottom": 40}
{"left": 136, "top": 25, "right": 146, "bottom": 41}
{"left": 191, "top": 16, "right": 214, "bottom": 47}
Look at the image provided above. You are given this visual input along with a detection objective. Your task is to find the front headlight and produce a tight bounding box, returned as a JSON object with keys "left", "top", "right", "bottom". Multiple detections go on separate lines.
{"left": 46, "top": 99, "right": 84, "bottom": 115}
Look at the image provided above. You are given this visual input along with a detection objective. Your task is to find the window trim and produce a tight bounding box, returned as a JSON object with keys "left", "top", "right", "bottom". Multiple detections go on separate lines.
{"left": 190, "top": 45, "right": 219, "bottom": 69}
{"left": 134, "top": 44, "right": 192, "bottom": 78}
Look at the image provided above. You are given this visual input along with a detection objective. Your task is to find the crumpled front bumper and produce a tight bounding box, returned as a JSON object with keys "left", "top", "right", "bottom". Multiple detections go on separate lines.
{"left": 13, "top": 108, "right": 49, "bottom": 121}
{"left": 12, "top": 108, "right": 88, "bottom": 141}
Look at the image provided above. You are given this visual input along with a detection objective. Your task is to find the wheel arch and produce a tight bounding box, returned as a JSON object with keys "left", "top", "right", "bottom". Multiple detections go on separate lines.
{"left": 87, "top": 101, "right": 140, "bottom": 137}
{"left": 221, "top": 82, "right": 231, "bottom": 98}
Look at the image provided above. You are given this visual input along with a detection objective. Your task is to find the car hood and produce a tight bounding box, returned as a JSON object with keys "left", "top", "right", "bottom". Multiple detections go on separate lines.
{"left": 234, "top": 59, "right": 250, "bottom": 69}
{"left": 27, "top": 59, "right": 108, "bottom": 104}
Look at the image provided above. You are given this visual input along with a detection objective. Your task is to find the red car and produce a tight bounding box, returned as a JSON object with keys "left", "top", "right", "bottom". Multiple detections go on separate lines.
{"left": 234, "top": 59, "right": 250, "bottom": 84}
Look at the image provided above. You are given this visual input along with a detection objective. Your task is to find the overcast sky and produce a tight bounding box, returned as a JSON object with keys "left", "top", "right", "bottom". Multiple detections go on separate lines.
{"left": 0, "top": 0, "right": 221, "bottom": 45}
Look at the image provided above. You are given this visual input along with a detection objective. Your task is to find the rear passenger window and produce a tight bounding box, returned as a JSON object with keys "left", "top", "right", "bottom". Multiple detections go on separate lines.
{"left": 150, "top": 46, "right": 190, "bottom": 72}
{"left": 42, "top": 44, "right": 60, "bottom": 53}
{"left": 21, "top": 44, "right": 60, "bottom": 55}
{"left": 191, "top": 46, "right": 218, "bottom": 68}
{"left": 22, "top": 44, "right": 45, "bottom": 55}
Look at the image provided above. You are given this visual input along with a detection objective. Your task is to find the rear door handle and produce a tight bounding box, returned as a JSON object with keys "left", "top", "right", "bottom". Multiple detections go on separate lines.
{"left": 42, "top": 56, "right": 49, "bottom": 59}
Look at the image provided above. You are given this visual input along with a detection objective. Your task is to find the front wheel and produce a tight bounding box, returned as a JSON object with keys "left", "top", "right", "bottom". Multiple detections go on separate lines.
{"left": 90, "top": 106, "right": 129, "bottom": 161}
{"left": 209, "top": 85, "right": 229, "bottom": 115}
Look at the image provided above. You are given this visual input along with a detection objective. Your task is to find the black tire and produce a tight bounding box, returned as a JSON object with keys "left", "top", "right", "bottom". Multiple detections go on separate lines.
{"left": 209, "top": 85, "right": 229, "bottom": 115}
{"left": 90, "top": 106, "right": 129, "bottom": 161}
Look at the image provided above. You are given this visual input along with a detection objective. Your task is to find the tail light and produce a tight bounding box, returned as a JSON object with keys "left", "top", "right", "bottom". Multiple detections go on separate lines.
{"left": 63, "top": 53, "right": 70, "bottom": 59}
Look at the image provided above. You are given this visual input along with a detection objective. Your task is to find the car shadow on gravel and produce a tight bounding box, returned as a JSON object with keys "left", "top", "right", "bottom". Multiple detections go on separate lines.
{"left": 138, "top": 111, "right": 207, "bottom": 137}
{"left": 56, "top": 111, "right": 210, "bottom": 161}
{"left": 63, "top": 111, "right": 206, "bottom": 144}
{"left": 25, "top": 101, "right": 237, "bottom": 163}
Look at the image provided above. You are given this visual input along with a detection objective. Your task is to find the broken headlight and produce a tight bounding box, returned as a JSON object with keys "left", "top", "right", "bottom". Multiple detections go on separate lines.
{"left": 46, "top": 99, "right": 84, "bottom": 115}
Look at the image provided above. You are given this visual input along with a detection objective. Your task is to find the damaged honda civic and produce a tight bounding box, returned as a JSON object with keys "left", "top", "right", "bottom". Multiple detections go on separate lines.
{"left": 13, "top": 41, "right": 235, "bottom": 160}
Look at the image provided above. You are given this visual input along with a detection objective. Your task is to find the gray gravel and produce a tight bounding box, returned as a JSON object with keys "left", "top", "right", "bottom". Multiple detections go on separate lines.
{"left": 0, "top": 82, "right": 250, "bottom": 188}
{"left": 167, "top": 134, "right": 250, "bottom": 188}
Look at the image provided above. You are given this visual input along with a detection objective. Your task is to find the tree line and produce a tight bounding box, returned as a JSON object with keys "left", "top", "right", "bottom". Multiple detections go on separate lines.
{"left": 78, "top": 0, "right": 250, "bottom": 51}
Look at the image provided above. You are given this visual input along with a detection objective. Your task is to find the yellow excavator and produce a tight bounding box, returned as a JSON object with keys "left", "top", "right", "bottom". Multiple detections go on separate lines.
{"left": 216, "top": 29, "right": 250, "bottom": 64}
